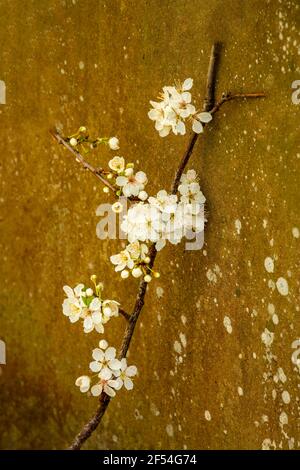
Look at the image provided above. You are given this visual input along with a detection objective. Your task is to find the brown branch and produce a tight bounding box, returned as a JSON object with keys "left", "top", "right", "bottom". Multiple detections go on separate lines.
{"left": 65, "top": 43, "right": 265, "bottom": 450}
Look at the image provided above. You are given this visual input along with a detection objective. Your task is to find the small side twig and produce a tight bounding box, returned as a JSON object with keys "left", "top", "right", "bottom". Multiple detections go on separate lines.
{"left": 50, "top": 130, "right": 117, "bottom": 193}
{"left": 119, "top": 307, "right": 131, "bottom": 322}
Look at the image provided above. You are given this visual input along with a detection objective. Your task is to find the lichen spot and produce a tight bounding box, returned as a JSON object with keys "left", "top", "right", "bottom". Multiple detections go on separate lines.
{"left": 235, "top": 219, "right": 242, "bottom": 234}
{"left": 282, "top": 390, "right": 290, "bottom": 404}
{"left": 292, "top": 227, "right": 299, "bottom": 239}
{"left": 264, "top": 257, "right": 274, "bottom": 273}
{"left": 223, "top": 316, "right": 233, "bottom": 334}
{"left": 166, "top": 424, "right": 174, "bottom": 437}
{"left": 276, "top": 277, "right": 289, "bottom": 296}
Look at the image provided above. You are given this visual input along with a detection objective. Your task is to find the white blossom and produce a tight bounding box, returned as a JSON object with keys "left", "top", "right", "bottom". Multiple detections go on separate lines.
{"left": 108, "top": 156, "right": 125, "bottom": 173}
{"left": 110, "top": 241, "right": 149, "bottom": 278}
{"left": 118, "top": 170, "right": 205, "bottom": 253}
{"left": 89, "top": 339, "right": 121, "bottom": 376}
{"left": 62, "top": 284, "right": 85, "bottom": 323}
{"left": 62, "top": 282, "right": 120, "bottom": 334}
{"left": 116, "top": 168, "right": 148, "bottom": 198}
{"left": 90, "top": 368, "right": 120, "bottom": 398}
{"left": 191, "top": 111, "right": 212, "bottom": 134}
{"left": 114, "top": 358, "right": 137, "bottom": 390}
{"left": 121, "top": 203, "right": 162, "bottom": 243}
{"left": 76, "top": 348, "right": 138, "bottom": 398}
{"left": 148, "top": 78, "right": 212, "bottom": 137}
{"left": 75, "top": 375, "right": 91, "bottom": 393}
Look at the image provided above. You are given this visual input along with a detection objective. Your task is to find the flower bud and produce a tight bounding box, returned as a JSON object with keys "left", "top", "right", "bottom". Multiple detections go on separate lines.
{"left": 153, "top": 271, "right": 160, "bottom": 278}
{"left": 132, "top": 267, "right": 143, "bottom": 278}
{"left": 103, "top": 187, "right": 109, "bottom": 193}
{"left": 138, "top": 190, "right": 148, "bottom": 201}
{"left": 112, "top": 202, "right": 123, "bottom": 214}
{"left": 144, "top": 275, "right": 152, "bottom": 283}
{"left": 90, "top": 274, "right": 97, "bottom": 282}
{"left": 79, "top": 126, "right": 87, "bottom": 133}
{"left": 86, "top": 288, "right": 93, "bottom": 297}
{"left": 108, "top": 137, "right": 120, "bottom": 150}
{"left": 121, "top": 270, "right": 129, "bottom": 279}
{"left": 70, "top": 137, "right": 78, "bottom": 147}
{"left": 144, "top": 256, "right": 151, "bottom": 264}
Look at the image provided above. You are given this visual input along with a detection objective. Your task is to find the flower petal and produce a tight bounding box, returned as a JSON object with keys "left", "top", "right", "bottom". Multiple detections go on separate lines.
{"left": 192, "top": 119, "right": 203, "bottom": 134}
{"left": 91, "top": 384, "right": 102, "bottom": 396}
{"left": 124, "top": 377, "right": 134, "bottom": 390}
{"left": 105, "top": 346, "right": 116, "bottom": 361}
{"left": 92, "top": 348, "right": 104, "bottom": 361}
{"left": 182, "top": 78, "right": 193, "bottom": 91}
{"left": 126, "top": 365, "right": 137, "bottom": 377}
{"left": 89, "top": 361, "right": 102, "bottom": 373}
{"left": 198, "top": 112, "right": 212, "bottom": 123}
{"left": 104, "top": 384, "right": 116, "bottom": 397}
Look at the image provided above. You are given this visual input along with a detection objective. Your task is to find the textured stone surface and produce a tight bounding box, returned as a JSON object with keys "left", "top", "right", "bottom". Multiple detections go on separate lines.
{"left": 0, "top": 0, "right": 299, "bottom": 450}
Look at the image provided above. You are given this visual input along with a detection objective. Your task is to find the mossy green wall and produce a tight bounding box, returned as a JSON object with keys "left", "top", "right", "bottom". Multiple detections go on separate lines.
{"left": 0, "top": 0, "right": 299, "bottom": 449}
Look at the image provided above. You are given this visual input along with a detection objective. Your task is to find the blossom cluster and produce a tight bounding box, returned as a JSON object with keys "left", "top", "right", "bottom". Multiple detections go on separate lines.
{"left": 62, "top": 276, "right": 119, "bottom": 334}
{"left": 108, "top": 156, "right": 148, "bottom": 199}
{"left": 148, "top": 78, "right": 212, "bottom": 137}
{"left": 110, "top": 169, "right": 206, "bottom": 278}
{"left": 110, "top": 240, "right": 159, "bottom": 281}
{"left": 75, "top": 340, "right": 137, "bottom": 397}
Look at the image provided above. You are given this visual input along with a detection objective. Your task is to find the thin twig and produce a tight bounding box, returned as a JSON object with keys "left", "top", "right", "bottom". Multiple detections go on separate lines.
{"left": 119, "top": 307, "right": 131, "bottom": 322}
{"left": 50, "top": 130, "right": 141, "bottom": 202}
{"left": 64, "top": 43, "right": 265, "bottom": 450}
{"left": 50, "top": 130, "right": 117, "bottom": 192}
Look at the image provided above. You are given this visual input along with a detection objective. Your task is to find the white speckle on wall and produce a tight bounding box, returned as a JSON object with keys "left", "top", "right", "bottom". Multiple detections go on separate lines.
{"left": 279, "top": 411, "right": 288, "bottom": 425}
{"left": 261, "top": 328, "right": 274, "bottom": 347}
{"left": 223, "top": 316, "right": 233, "bottom": 334}
{"left": 79, "top": 61, "right": 85, "bottom": 70}
{"left": 267, "top": 303, "right": 275, "bottom": 315}
{"left": 262, "top": 438, "right": 276, "bottom": 450}
{"left": 282, "top": 390, "right": 291, "bottom": 404}
{"left": 206, "top": 268, "right": 217, "bottom": 284}
{"left": 238, "top": 386, "right": 244, "bottom": 396}
{"left": 235, "top": 219, "right": 242, "bottom": 234}
{"left": 204, "top": 410, "right": 212, "bottom": 421}
{"left": 166, "top": 424, "right": 174, "bottom": 437}
{"left": 292, "top": 227, "right": 299, "bottom": 238}
{"left": 264, "top": 257, "right": 274, "bottom": 273}
{"left": 150, "top": 402, "right": 160, "bottom": 416}
{"left": 179, "top": 333, "right": 187, "bottom": 348}
{"left": 156, "top": 286, "right": 164, "bottom": 298}
{"left": 272, "top": 314, "right": 279, "bottom": 325}
{"left": 181, "top": 315, "right": 187, "bottom": 325}
{"left": 276, "top": 277, "right": 289, "bottom": 296}
{"left": 173, "top": 340, "right": 182, "bottom": 354}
